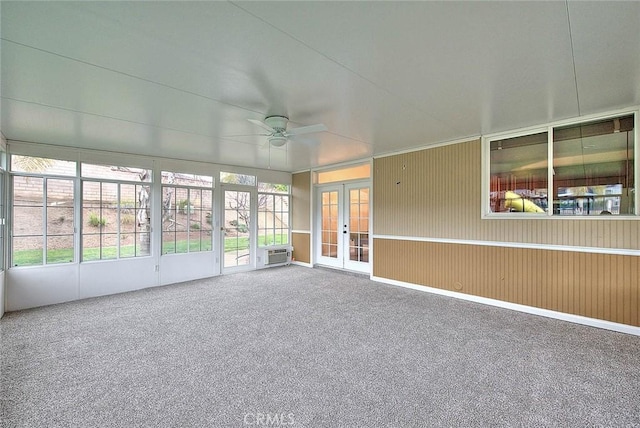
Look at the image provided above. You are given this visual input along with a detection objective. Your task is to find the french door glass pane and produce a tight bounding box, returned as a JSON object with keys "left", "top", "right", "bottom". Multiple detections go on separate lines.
{"left": 321, "top": 191, "right": 338, "bottom": 259}
{"left": 224, "top": 190, "right": 251, "bottom": 268}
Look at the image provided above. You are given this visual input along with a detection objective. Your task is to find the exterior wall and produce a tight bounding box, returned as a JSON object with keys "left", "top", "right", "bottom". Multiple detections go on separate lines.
{"left": 373, "top": 139, "right": 640, "bottom": 328}
{"left": 292, "top": 171, "right": 311, "bottom": 264}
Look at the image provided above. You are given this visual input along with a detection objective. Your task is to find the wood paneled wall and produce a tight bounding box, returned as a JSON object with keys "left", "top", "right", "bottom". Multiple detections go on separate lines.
{"left": 292, "top": 232, "right": 311, "bottom": 264}
{"left": 292, "top": 172, "right": 312, "bottom": 264}
{"left": 292, "top": 171, "right": 311, "bottom": 231}
{"left": 373, "top": 140, "right": 640, "bottom": 250}
{"left": 373, "top": 139, "right": 640, "bottom": 327}
{"left": 373, "top": 239, "right": 639, "bottom": 327}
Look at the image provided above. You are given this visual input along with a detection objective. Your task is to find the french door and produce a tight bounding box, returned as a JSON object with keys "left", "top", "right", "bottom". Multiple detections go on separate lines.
{"left": 222, "top": 188, "right": 254, "bottom": 272}
{"left": 316, "top": 182, "right": 370, "bottom": 273}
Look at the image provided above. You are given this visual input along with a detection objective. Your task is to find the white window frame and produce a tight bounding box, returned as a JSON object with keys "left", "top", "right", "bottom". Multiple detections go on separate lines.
{"left": 10, "top": 171, "right": 78, "bottom": 267}
{"left": 482, "top": 107, "right": 640, "bottom": 220}
{"left": 257, "top": 184, "right": 290, "bottom": 248}
{"left": 80, "top": 178, "right": 152, "bottom": 261}
{"left": 160, "top": 181, "right": 214, "bottom": 255}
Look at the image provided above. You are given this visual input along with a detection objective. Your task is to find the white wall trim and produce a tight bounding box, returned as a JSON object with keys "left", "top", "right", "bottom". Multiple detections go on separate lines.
{"left": 370, "top": 275, "right": 640, "bottom": 336}
{"left": 291, "top": 261, "right": 313, "bottom": 268}
{"left": 373, "top": 234, "right": 640, "bottom": 256}
{"left": 481, "top": 213, "right": 640, "bottom": 221}
{"left": 291, "top": 230, "right": 311, "bottom": 234}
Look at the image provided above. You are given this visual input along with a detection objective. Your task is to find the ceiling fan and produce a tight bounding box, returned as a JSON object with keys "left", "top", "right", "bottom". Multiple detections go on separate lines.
{"left": 247, "top": 115, "right": 328, "bottom": 147}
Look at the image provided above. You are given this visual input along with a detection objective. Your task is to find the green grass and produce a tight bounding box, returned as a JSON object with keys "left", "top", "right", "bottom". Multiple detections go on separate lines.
{"left": 12, "top": 234, "right": 288, "bottom": 266}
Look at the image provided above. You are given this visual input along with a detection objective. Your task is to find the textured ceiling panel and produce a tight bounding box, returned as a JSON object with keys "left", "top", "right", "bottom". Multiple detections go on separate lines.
{"left": 1, "top": 1, "right": 638, "bottom": 171}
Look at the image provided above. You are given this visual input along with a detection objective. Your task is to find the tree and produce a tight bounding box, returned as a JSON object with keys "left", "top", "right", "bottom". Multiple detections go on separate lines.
{"left": 136, "top": 170, "right": 151, "bottom": 255}
{"left": 12, "top": 156, "right": 54, "bottom": 172}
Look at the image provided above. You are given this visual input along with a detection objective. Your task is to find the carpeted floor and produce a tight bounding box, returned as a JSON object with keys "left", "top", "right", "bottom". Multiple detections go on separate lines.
{"left": 1, "top": 265, "right": 639, "bottom": 427}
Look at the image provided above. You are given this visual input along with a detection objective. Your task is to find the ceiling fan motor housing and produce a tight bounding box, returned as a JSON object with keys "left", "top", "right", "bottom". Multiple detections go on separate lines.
{"left": 264, "top": 115, "right": 289, "bottom": 132}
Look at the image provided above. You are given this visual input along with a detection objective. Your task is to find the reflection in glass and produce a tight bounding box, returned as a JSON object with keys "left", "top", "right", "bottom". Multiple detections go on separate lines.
{"left": 489, "top": 132, "right": 548, "bottom": 213}
{"left": 554, "top": 115, "right": 634, "bottom": 215}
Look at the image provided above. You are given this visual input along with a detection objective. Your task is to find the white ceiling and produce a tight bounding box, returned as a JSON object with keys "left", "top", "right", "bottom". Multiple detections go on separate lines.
{"left": 1, "top": 1, "right": 639, "bottom": 173}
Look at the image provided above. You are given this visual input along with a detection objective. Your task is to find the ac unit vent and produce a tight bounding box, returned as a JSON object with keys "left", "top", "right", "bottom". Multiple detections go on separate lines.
{"left": 267, "top": 248, "right": 289, "bottom": 265}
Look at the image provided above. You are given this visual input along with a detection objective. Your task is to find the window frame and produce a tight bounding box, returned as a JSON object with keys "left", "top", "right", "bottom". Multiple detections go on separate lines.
{"left": 161, "top": 183, "right": 214, "bottom": 255}
{"left": 10, "top": 170, "right": 77, "bottom": 267}
{"left": 80, "top": 167, "right": 153, "bottom": 262}
{"left": 257, "top": 184, "right": 290, "bottom": 248}
{"left": 482, "top": 108, "right": 639, "bottom": 220}
{"left": 0, "top": 155, "right": 5, "bottom": 271}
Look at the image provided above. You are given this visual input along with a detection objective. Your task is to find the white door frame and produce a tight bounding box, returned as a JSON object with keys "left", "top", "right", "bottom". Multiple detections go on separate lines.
{"left": 315, "top": 181, "right": 370, "bottom": 273}
{"left": 220, "top": 184, "right": 257, "bottom": 273}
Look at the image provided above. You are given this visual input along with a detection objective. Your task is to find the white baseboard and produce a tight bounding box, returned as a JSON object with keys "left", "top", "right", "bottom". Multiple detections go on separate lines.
{"left": 291, "top": 261, "right": 313, "bottom": 268}
{"left": 371, "top": 275, "right": 640, "bottom": 337}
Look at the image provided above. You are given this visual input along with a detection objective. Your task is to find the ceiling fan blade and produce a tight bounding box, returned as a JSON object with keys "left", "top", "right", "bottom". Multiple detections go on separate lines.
{"left": 223, "top": 133, "right": 270, "bottom": 138}
{"left": 285, "top": 123, "right": 328, "bottom": 136}
{"left": 248, "top": 118, "right": 275, "bottom": 133}
{"left": 287, "top": 135, "right": 319, "bottom": 146}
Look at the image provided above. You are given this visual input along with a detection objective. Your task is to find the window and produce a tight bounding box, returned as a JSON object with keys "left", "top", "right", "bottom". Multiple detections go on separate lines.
{"left": 258, "top": 183, "right": 290, "bottom": 247}
{"left": 553, "top": 115, "right": 634, "bottom": 216}
{"left": 161, "top": 172, "right": 213, "bottom": 254}
{"left": 316, "top": 164, "right": 371, "bottom": 184}
{"left": 489, "top": 132, "right": 548, "bottom": 214}
{"left": 220, "top": 172, "right": 256, "bottom": 186}
{"left": 10, "top": 156, "right": 76, "bottom": 266}
{"left": 11, "top": 155, "right": 76, "bottom": 176}
{"left": 486, "top": 112, "right": 636, "bottom": 217}
{"left": 81, "top": 163, "right": 151, "bottom": 260}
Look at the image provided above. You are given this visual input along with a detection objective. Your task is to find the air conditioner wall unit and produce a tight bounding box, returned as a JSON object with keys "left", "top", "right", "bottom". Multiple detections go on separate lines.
{"left": 265, "top": 247, "right": 290, "bottom": 265}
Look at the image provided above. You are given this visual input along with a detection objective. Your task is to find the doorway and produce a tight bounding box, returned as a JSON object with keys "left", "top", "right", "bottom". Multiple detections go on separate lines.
{"left": 316, "top": 182, "right": 370, "bottom": 273}
{"left": 222, "top": 188, "right": 254, "bottom": 272}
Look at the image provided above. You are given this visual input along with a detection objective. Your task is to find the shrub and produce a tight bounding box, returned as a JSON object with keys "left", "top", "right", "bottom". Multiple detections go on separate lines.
{"left": 88, "top": 212, "right": 106, "bottom": 228}
{"left": 229, "top": 220, "right": 248, "bottom": 233}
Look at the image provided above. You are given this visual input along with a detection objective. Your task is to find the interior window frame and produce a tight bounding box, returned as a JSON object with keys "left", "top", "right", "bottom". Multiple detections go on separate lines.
{"left": 482, "top": 108, "right": 639, "bottom": 219}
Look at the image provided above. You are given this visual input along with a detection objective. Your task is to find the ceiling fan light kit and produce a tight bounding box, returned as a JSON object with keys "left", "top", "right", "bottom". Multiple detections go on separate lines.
{"left": 269, "top": 135, "right": 288, "bottom": 147}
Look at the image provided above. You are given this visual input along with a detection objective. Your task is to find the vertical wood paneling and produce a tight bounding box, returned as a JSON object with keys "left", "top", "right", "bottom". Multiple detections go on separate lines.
{"left": 372, "top": 139, "right": 639, "bottom": 328}
{"left": 373, "top": 238, "right": 640, "bottom": 327}
{"left": 292, "top": 171, "right": 311, "bottom": 231}
{"left": 291, "top": 232, "right": 311, "bottom": 264}
{"left": 373, "top": 140, "right": 640, "bottom": 250}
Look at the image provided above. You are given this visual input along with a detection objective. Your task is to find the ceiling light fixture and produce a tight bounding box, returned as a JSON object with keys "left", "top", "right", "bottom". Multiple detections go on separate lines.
{"left": 269, "top": 135, "right": 288, "bottom": 147}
